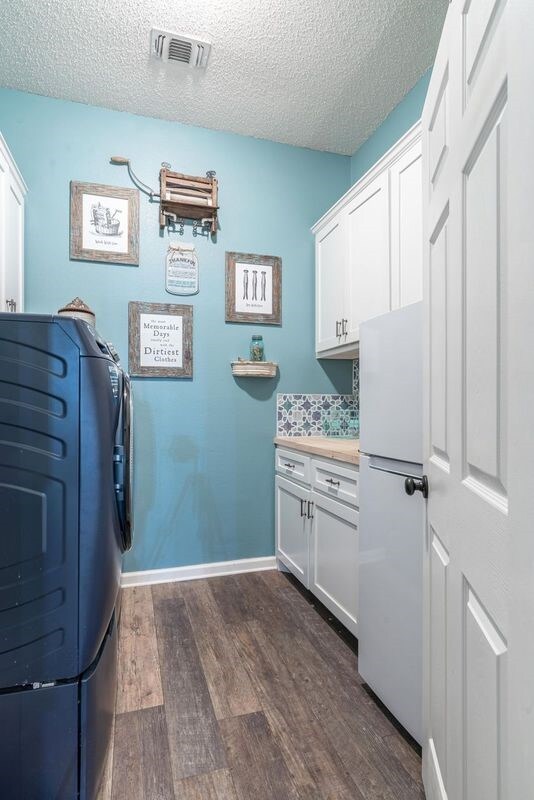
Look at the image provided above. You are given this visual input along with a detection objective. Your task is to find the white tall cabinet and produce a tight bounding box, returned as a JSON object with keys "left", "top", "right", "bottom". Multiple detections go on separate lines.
{"left": 0, "top": 133, "right": 26, "bottom": 314}
{"left": 313, "top": 121, "right": 422, "bottom": 358}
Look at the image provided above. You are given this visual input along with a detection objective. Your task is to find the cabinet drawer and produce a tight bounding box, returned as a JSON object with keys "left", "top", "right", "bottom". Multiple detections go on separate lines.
{"left": 275, "top": 448, "right": 310, "bottom": 484}
{"left": 311, "top": 458, "right": 359, "bottom": 506}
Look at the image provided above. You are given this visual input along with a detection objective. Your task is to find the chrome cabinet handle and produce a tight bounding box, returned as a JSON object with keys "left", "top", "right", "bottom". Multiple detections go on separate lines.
{"left": 342, "top": 318, "right": 348, "bottom": 336}
{"left": 326, "top": 478, "right": 340, "bottom": 487}
{"left": 369, "top": 463, "right": 420, "bottom": 479}
{"left": 283, "top": 461, "right": 296, "bottom": 469}
{"left": 335, "top": 320, "right": 341, "bottom": 337}
{"left": 307, "top": 500, "right": 314, "bottom": 519}
{"left": 368, "top": 463, "right": 429, "bottom": 499}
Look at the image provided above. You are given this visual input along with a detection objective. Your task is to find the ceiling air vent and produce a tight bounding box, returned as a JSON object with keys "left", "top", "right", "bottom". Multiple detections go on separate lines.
{"left": 150, "top": 29, "right": 211, "bottom": 69}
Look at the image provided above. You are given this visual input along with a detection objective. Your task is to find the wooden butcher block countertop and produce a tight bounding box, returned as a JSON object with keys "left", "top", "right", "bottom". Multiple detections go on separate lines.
{"left": 274, "top": 436, "right": 360, "bottom": 466}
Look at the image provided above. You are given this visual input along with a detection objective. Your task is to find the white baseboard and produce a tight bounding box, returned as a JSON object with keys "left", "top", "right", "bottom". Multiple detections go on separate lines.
{"left": 121, "top": 555, "right": 277, "bottom": 588}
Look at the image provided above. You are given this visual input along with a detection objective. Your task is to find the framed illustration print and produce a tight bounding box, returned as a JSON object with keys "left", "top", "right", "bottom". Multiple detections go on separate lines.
{"left": 128, "top": 301, "right": 193, "bottom": 378}
{"left": 70, "top": 181, "right": 139, "bottom": 265}
{"left": 225, "top": 252, "right": 281, "bottom": 325}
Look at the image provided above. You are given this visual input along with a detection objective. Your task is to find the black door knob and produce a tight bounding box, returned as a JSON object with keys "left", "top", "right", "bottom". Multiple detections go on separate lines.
{"left": 404, "top": 476, "right": 429, "bottom": 499}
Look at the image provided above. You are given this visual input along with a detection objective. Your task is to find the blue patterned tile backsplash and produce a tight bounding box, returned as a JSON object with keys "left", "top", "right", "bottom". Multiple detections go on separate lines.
{"left": 277, "top": 360, "right": 360, "bottom": 437}
{"left": 276, "top": 393, "right": 356, "bottom": 436}
{"left": 352, "top": 358, "right": 359, "bottom": 399}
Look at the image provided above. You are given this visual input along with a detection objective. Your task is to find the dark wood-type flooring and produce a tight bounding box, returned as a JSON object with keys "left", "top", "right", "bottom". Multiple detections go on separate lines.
{"left": 98, "top": 570, "right": 424, "bottom": 800}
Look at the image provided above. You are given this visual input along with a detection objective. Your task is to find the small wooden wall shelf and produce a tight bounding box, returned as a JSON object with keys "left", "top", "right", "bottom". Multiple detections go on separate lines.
{"left": 159, "top": 168, "right": 218, "bottom": 234}
{"left": 231, "top": 360, "right": 278, "bottom": 378}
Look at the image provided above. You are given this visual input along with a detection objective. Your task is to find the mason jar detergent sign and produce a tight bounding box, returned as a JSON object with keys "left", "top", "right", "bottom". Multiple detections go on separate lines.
{"left": 165, "top": 242, "right": 199, "bottom": 296}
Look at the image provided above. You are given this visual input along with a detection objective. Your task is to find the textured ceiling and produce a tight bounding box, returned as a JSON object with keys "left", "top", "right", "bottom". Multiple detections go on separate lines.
{"left": 0, "top": 0, "right": 447, "bottom": 155}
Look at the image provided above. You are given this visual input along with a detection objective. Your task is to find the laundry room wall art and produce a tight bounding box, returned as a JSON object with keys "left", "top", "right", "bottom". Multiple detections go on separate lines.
{"left": 225, "top": 251, "right": 281, "bottom": 325}
{"left": 165, "top": 242, "right": 199, "bottom": 296}
{"left": 70, "top": 181, "right": 139, "bottom": 265}
{"left": 128, "top": 301, "right": 193, "bottom": 378}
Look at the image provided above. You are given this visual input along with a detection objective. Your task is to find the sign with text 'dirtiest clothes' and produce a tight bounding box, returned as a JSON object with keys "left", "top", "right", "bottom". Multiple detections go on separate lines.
{"left": 128, "top": 301, "right": 193, "bottom": 378}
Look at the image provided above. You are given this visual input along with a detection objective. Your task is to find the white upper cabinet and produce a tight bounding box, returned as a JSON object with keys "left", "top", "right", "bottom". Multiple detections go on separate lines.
{"left": 390, "top": 138, "right": 423, "bottom": 310}
{"left": 0, "top": 133, "right": 26, "bottom": 314}
{"left": 312, "top": 121, "right": 422, "bottom": 358}
{"left": 346, "top": 171, "right": 390, "bottom": 341}
{"left": 315, "top": 215, "right": 347, "bottom": 352}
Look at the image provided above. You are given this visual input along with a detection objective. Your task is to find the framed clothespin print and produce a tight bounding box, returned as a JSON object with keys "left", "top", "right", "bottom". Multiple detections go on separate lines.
{"left": 225, "top": 252, "right": 281, "bottom": 325}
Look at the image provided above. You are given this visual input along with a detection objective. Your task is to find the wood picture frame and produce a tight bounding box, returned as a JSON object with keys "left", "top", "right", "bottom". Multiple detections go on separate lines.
{"left": 128, "top": 301, "right": 193, "bottom": 378}
{"left": 225, "top": 251, "right": 282, "bottom": 325}
{"left": 70, "top": 181, "right": 139, "bottom": 265}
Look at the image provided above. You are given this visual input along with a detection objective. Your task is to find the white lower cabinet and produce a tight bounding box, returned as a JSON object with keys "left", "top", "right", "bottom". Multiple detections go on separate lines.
{"left": 309, "top": 491, "right": 359, "bottom": 636}
{"left": 275, "top": 475, "right": 310, "bottom": 587}
{"left": 275, "top": 450, "right": 359, "bottom": 635}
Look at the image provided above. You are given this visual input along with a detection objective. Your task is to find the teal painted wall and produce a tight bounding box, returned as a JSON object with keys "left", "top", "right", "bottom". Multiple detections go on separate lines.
{"left": 350, "top": 70, "right": 431, "bottom": 184}
{"left": 0, "top": 88, "right": 351, "bottom": 572}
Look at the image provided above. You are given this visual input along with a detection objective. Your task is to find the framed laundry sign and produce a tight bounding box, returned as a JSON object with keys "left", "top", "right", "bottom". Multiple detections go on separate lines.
{"left": 70, "top": 181, "right": 139, "bottom": 265}
{"left": 225, "top": 251, "right": 282, "bottom": 325}
{"left": 128, "top": 301, "right": 193, "bottom": 378}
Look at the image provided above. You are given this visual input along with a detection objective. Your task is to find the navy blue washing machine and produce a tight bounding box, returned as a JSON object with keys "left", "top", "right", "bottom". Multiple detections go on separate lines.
{"left": 0, "top": 313, "right": 133, "bottom": 799}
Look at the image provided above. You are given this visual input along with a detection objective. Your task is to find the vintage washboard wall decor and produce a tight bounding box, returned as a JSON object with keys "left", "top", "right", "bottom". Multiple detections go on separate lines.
{"left": 159, "top": 168, "right": 218, "bottom": 234}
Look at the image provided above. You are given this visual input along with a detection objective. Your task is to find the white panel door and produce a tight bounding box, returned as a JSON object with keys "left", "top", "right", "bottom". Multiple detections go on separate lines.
{"left": 315, "top": 215, "right": 346, "bottom": 353}
{"left": 309, "top": 490, "right": 358, "bottom": 636}
{"left": 275, "top": 475, "right": 310, "bottom": 587}
{"left": 390, "top": 138, "right": 423, "bottom": 309}
{"left": 506, "top": 3, "right": 534, "bottom": 795}
{"left": 346, "top": 172, "right": 390, "bottom": 341}
{"left": 0, "top": 145, "right": 6, "bottom": 313}
{"left": 422, "top": 1, "right": 511, "bottom": 798}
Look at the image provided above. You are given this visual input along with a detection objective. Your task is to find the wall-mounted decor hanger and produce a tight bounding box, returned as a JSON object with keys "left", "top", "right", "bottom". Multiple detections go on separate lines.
{"left": 159, "top": 166, "right": 218, "bottom": 235}
{"left": 110, "top": 157, "right": 219, "bottom": 236}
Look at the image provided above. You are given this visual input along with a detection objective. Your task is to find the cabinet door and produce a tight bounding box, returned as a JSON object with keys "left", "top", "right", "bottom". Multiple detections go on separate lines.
{"left": 390, "top": 139, "right": 423, "bottom": 309}
{"left": 346, "top": 172, "right": 390, "bottom": 340}
{"left": 275, "top": 476, "right": 310, "bottom": 588}
{"left": 309, "top": 491, "right": 359, "bottom": 635}
{"left": 315, "top": 214, "right": 346, "bottom": 353}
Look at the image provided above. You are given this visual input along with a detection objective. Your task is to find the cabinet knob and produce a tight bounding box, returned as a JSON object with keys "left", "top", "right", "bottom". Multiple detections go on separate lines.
{"left": 326, "top": 478, "right": 340, "bottom": 487}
